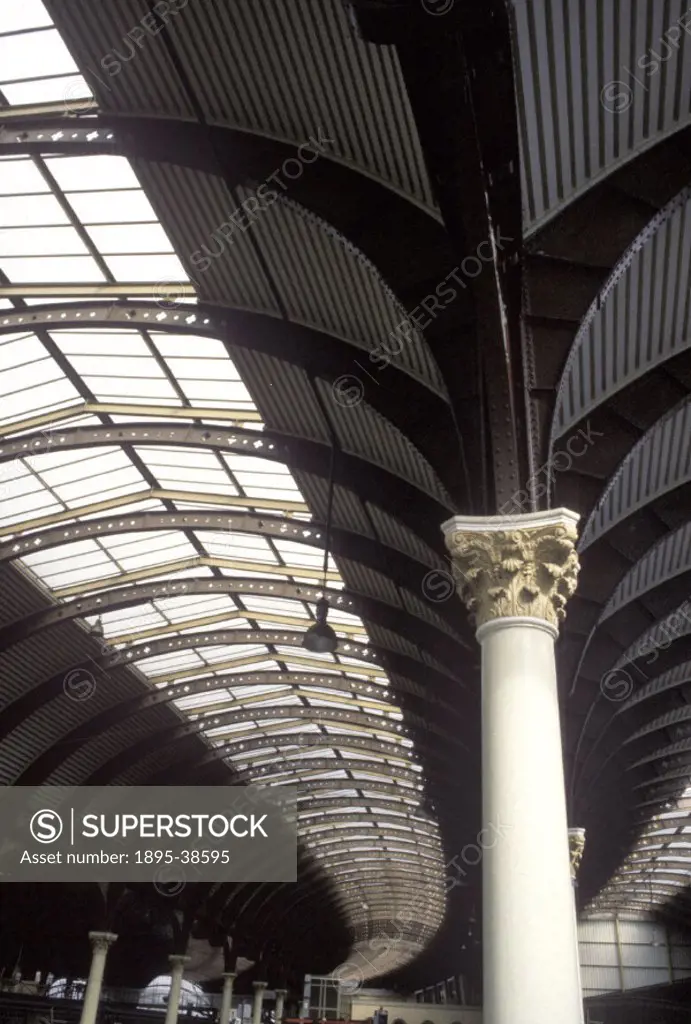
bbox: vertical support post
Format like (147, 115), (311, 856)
(164, 955), (191, 1024)
(444, 509), (583, 1024)
(614, 917), (625, 991)
(219, 972), (237, 1024)
(274, 989), (287, 1022)
(252, 981), (267, 1024)
(79, 932), (117, 1024)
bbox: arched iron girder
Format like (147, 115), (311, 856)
(300, 825), (441, 850)
(234, 886), (355, 964)
(633, 767), (691, 792)
(0, 626), (461, 753)
(550, 185), (691, 446)
(579, 397), (691, 553)
(626, 705), (691, 746)
(0, 510), (447, 637)
(604, 880), (691, 901)
(0, 112), (443, 238)
(0, 299), (452, 474)
(568, 530), (691, 701)
(86, 709), (463, 788)
(0, 575), (466, 656)
(0, 421), (454, 547)
(298, 795), (441, 820)
(569, 612), (691, 805)
(600, 524), (691, 625)
(79, 627), (457, 692)
(253, 860), (442, 921)
(629, 739), (691, 772)
(303, 850), (442, 874)
(634, 808), (691, 831)
(94, 625), (447, 676)
(234, 758), (422, 786)
(635, 786), (691, 811)
(17, 678), (446, 787)
(620, 860), (691, 874)
(139, 730), (464, 793)
(570, 662), (691, 800)
(0, 509), (448, 632)
(299, 815), (439, 840)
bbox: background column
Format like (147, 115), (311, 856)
(252, 981), (267, 1024)
(79, 931), (117, 1024)
(164, 954), (190, 1024)
(444, 509), (583, 1024)
(274, 989), (287, 1022)
(219, 972), (237, 1024)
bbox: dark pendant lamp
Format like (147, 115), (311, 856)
(303, 444), (338, 654)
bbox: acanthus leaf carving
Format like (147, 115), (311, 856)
(445, 522), (580, 630)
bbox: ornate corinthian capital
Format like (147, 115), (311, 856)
(442, 509), (580, 631)
(88, 931), (117, 952)
(568, 827), (586, 882)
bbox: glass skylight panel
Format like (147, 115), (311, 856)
(2, 75), (91, 106)
(0, 158), (50, 195)
(0, 0), (52, 33)
(0, 227), (88, 257)
(87, 224), (174, 255)
(44, 156), (141, 192)
(67, 190), (160, 225)
(0, 195), (69, 228)
(2, 256), (105, 283)
(0, 28), (78, 82)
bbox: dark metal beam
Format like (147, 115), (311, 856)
(15, 670), (463, 786)
(0, 509), (434, 596)
(0, 575), (467, 664)
(0, 421), (453, 549)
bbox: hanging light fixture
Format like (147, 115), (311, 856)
(90, 615), (104, 639)
(303, 444), (338, 655)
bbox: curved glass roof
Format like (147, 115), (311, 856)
(0, 2), (445, 974)
(587, 787), (691, 920)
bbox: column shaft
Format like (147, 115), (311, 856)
(79, 933), (117, 1024)
(480, 619), (582, 1024)
(219, 973), (236, 1024)
(164, 956), (190, 1024)
(443, 509), (583, 1024)
(252, 983), (266, 1024)
(275, 990), (287, 1022)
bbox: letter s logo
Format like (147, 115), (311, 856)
(30, 809), (63, 844)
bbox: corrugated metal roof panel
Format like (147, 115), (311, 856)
(366, 503), (445, 570)
(553, 190), (691, 440)
(601, 522), (691, 621)
(513, 0), (691, 232)
(336, 558), (401, 606)
(48, 0), (436, 212)
(318, 379), (456, 509)
(580, 398), (691, 550)
(229, 348), (330, 442)
(131, 161), (444, 395)
(48, 706), (179, 785)
(295, 472), (375, 538)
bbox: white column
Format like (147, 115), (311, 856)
(569, 829), (587, 1006)
(444, 509), (583, 1024)
(219, 972), (237, 1024)
(274, 989), (287, 1022)
(252, 981), (267, 1024)
(164, 955), (191, 1024)
(79, 931), (117, 1024)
